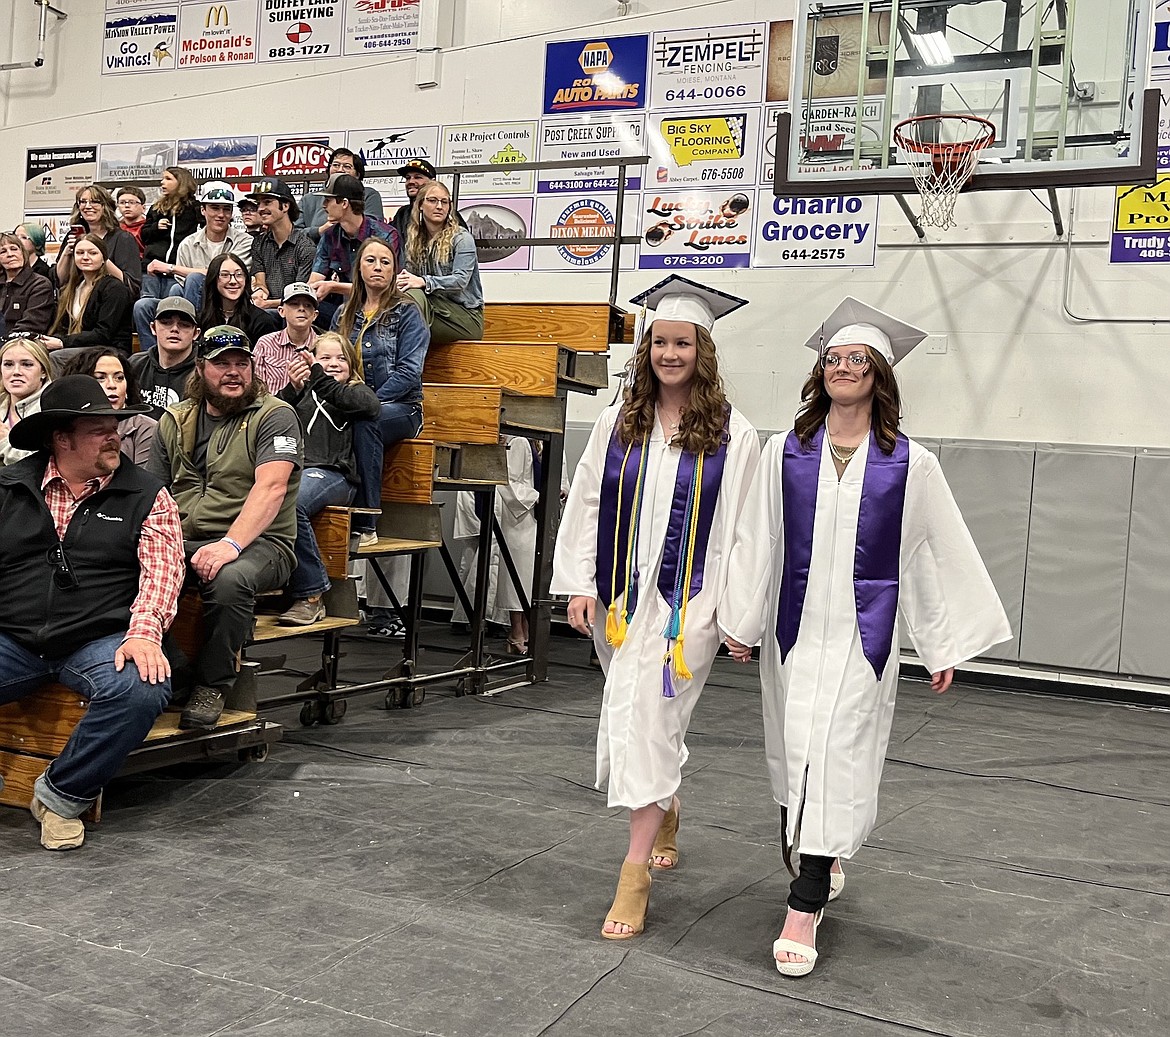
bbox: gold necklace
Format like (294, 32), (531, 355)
(826, 428), (859, 465)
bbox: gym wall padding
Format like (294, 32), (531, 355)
(1119, 450), (1170, 678)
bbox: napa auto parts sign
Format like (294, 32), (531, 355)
(543, 34), (649, 115)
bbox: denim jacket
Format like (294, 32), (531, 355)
(333, 299), (429, 405)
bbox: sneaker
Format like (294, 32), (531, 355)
(367, 615), (405, 640)
(30, 797), (85, 851)
(278, 598), (326, 626)
(357, 530), (379, 549)
(179, 685), (226, 730)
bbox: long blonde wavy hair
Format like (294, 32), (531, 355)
(618, 323), (728, 456)
(405, 181), (460, 270)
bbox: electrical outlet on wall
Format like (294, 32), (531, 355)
(925, 334), (948, 354)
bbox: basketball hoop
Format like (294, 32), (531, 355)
(894, 115), (996, 230)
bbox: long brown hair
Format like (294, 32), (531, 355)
(70, 184), (119, 236)
(336, 237), (412, 342)
(793, 346), (902, 453)
(618, 323), (728, 456)
(154, 166), (198, 215)
(52, 233), (110, 336)
(405, 181), (460, 270)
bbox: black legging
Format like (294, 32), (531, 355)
(788, 853), (834, 913)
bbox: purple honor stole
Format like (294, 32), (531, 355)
(595, 412), (732, 696)
(777, 427), (910, 679)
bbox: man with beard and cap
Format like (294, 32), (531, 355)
(0, 376), (185, 850)
(147, 325), (303, 730)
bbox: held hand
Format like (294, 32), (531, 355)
(725, 637), (753, 663)
(318, 221), (335, 236)
(314, 280), (335, 301)
(40, 336), (63, 351)
(115, 637), (171, 685)
(396, 272), (424, 291)
(566, 595), (595, 637)
(931, 667), (954, 694)
(286, 354), (312, 390)
(252, 285), (269, 302)
(147, 259), (169, 275)
(191, 540), (240, 583)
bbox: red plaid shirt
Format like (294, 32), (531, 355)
(41, 459), (185, 645)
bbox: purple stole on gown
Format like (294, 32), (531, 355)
(776, 426), (910, 679)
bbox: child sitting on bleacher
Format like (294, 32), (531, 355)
(276, 332), (379, 626)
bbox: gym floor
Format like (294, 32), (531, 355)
(1, 623), (1165, 1036)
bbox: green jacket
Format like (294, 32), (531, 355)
(156, 392), (300, 564)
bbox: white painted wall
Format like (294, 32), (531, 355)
(1, 0), (1165, 446)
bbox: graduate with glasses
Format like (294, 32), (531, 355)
(720, 298), (1011, 977)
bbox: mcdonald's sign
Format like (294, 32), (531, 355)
(205, 5), (229, 28)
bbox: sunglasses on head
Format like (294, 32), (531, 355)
(204, 330), (249, 351)
(201, 188), (235, 202)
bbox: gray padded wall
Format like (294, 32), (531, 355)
(938, 441), (1033, 662)
(1019, 445), (1135, 673)
(1119, 450), (1170, 679)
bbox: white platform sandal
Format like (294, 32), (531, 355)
(828, 862), (845, 902)
(772, 909), (823, 978)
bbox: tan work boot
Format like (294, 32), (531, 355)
(30, 797), (85, 851)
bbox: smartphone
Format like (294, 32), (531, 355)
(69, 224), (85, 240)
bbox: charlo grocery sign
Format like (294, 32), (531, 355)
(262, 140), (332, 177)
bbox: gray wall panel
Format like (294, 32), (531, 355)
(938, 441), (1034, 662)
(1119, 451), (1170, 678)
(1019, 445), (1135, 672)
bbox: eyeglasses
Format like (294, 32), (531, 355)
(217, 270), (245, 282)
(330, 161), (356, 172)
(821, 352), (870, 371)
(47, 544), (79, 590)
(423, 197), (450, 207)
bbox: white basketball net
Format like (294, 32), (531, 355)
(894, 116), (996, 230)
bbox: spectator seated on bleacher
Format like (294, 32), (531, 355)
(42, 233), (133, 373)
(388, 158), (467, 259)
(198, 252), (278, 346)
(116, 185), (148, 259)
(139, 168), (201, 306)
(0, 334), (53, 467)
(275, 331), (379, 626)
(253, 281), (319, 393)
(133, 181), (253, 352)
(0, 232), (55, 336)
(296, 147), (385, 244)
(63, 346), (158, 466)
(146, 325), (302, 730)
(331, 237), (428, 544)
(56, 184), (143, 299)
(397, 180), (484, 345)
(0, 375), (184, 850)
(130, 296), (200, 420)
(247, 177), (314, 328)
(14, 222), (56, 285)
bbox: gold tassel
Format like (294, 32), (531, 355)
(671, 637), (692, 680)
(605, 603), (623, 646)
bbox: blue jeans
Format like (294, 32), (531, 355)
(133, 278), (185, 351)
(290, 468), (355, 598)
(181, 272), (206, 312)
(0, 631), (169, 817)
(352, 402), (423, 532)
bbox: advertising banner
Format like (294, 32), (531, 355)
(1152, 2), (1170, 81)
(1110, 179), (1170, 262)
(24, 146), (98, 215)
(543, 34), (649, 115)
(258, 131), (347, 191)
(103, 8), (179, 74)
(258, 0), (343, 63)
(177, 0), (258, 68)
(463, 197), (534, 271)
(760, 101), (883, 182)
(638, 189), (753, 270)
(441, 122), (537, 196)
(348, 125), (440, 209)
(649, 23), (766, 110)
(178, 136), (260, 196)
(766, 16), (892, 103)
(99, 141), (178, 184)
(754, 193), (878, 268)
(342, 0), (419, 57)
(537, 114), (645, 194)
(22, 214), (74, 264)
(646, 107), (760, 189)
(531, 194), (639, 272)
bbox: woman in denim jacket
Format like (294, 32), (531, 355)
(332, 236), (429, 540)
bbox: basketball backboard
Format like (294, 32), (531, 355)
(774, 0), (1158, 195)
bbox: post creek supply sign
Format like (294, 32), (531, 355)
(537, 114), (645, 193)
(258, 0), (343, 62)
(647, 107), (760, 189)
(638, 189), (754, 270)
(649, 23), (766, 109)
(754, 194), (879, 268)
(543, 34), (649, 115)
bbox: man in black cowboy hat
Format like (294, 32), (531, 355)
(0, 376), (186, 850)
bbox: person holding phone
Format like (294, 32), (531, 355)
(41, 233), (133, 370)
(55, 185), (142, 298)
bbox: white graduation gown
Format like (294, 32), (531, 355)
(552, 404), (761, 810)
(453, 437), (539, 623)
(720, 432), (1011, 858)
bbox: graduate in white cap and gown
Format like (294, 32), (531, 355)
(552, 275), (761, 940)
(720, 298), (1011, 977)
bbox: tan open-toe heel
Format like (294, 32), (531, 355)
(601, 860), (652, 940)
(651, 801), (679, 870)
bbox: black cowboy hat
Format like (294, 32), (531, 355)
(9, 375), (150, 451)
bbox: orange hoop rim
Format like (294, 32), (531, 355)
(893, 114), (997, 157)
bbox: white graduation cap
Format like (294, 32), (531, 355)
(629, 275), (748, 334)
(803, 297), (928, 366)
